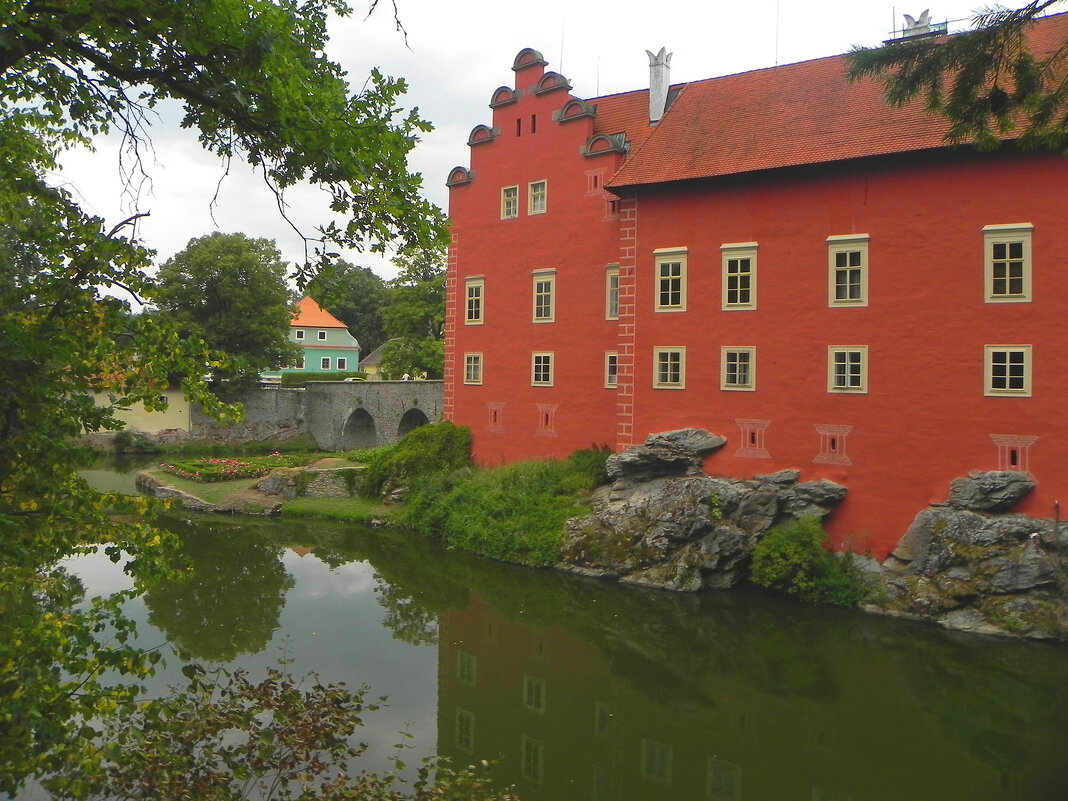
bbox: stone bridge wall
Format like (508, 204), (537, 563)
(188, 381), (443, 450)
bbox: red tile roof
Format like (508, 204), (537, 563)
(291, 296), (349, 329)
(607, 12), (1068, 189)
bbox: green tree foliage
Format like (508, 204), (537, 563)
(154, 232), (301, 381)
(0, 0), (446, 792)
(380, 245), (446, 379)
(749, 517), (869, 607)
(846, 1), (1068, 151)
(305, 259), (389, 353)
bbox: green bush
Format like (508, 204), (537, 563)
(280, 370), (367, 386)
(401, 448), (611, 566)
(749, 516), (869, 607)
(357, 421), (472, 498)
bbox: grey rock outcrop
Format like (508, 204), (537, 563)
(875, 471), (1068, 640)
(558, 430), (846, 592)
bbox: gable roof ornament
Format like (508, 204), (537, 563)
(533, 70), (572, 95)
(512, 48), (547, 72)
(556, 98), (597, 123)
(489, 86), (519, 108)
(447, 166), (474, 187)
(581, 132), (628, 157)
(467, 124), (499, 146)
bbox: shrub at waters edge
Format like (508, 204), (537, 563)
(354, 421), (473, 498)
(401, 447), (611, 567)
(748, 516), (871, 606)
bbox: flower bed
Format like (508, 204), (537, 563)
(158, 453), (305, 483)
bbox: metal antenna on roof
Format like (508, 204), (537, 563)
(774, 0), (781, 65)
(559, 18), (566, 74)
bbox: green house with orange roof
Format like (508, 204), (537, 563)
(262, 297), (361, 380)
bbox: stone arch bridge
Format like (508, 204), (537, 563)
(190, 381), (444, 451)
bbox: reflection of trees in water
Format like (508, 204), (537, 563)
(373, 577), (438, 646)
(143, 519), (293, 661)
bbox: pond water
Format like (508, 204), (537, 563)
(65, 462), (1068, 801)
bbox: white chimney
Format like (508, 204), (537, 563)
(647, 47), (672, 124)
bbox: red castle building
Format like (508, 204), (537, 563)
(443, 14), (1068, 558)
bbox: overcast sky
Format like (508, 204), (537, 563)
(56, 0), (1000, 282)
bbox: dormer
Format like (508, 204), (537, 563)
(556, 98), (597, 123)
(533, 71), (572, 96)
(489, 86), (519, 108)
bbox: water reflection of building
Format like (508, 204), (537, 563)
(437, 591), (1065, 801)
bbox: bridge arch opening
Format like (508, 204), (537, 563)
(398, 407), (430, 438)
(341, 407), (377, 450)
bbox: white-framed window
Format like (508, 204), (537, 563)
(463, 353), (483, 385)
(320, 357), (331, 370)
(455, 709), (475, 753)
(532, 270), (555, 322)
(317, 330), (327, 341)
(984, 224), (1032, 302)
(653, 347), (685, 389)
(827, 346), (868, 393)
(605, 265), (620, 320)
(706, 757), (743, 801)
(721, 347), (756, 391)
(456, 650), (476, 685)
(605, 351), (618, 388)
(531, 352), (554, 386)
(985, 345), (1032, 396)
(528, 180), (547, 215)
(294, 329), (305, 341)
(827, 234), (869, 307)
(640, 739), (673, 784)
(501, 185), (519, 219)
(523, 676), (546, 713)
(521, 736), (544, 783)
(721, 242), (757, 310)
(337, 357), (347, 371)
(654, 248), (686, 311)
(465, 277), (484, 324)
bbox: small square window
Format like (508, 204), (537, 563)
(654, 249), (687, 312)
(827, 234), (869, 307)
(501, 186), (519, 219)
(721, 243), (757, 310)
(320, 357), (331, 370)
(985, 345), (1032, 396)
(464, 353), (483, 385)
(605, 352), (618, 388)
(529, 180), (547, 215)
(531, 352), (554, 386)
(653, 347), (685, 389)
(317, 330), (327, 341)
(295, 329), (305, 341)
(532, 271), (555, 323)
(984, 224), (1032, 302)
(827, 347), (867, 393)
(337, 357), (347, 370)
(465, 277), (484, 324)
(721, 347), (756, 391)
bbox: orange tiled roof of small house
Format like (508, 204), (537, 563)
(291, 296), (349, 329)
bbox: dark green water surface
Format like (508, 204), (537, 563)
(69, 465), (1068, 801)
